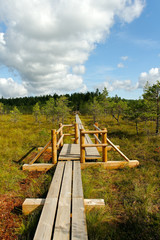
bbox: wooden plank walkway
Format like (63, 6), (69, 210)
(59, 144), (101, 160)
(34, 161), (88, 240)
(59, 114), (101, 161)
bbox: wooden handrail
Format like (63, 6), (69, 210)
(56, 124), (74, 135)
(93, 134), (101, 144)
(82, 143), (108, 147)
(93, 124), (101, 131)
(93, 124), (102, 135)
(56, 125), (63, 135)
(57, 134), (64, 148)
(107, 138), (130, 162)
(29, 140), (51, 165)
(94, 124), (130, 162)
(81, 130), (107, 134)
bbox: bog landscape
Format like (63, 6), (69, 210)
(0, 84), (159, 240)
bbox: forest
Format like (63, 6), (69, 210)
(0, 81), (160, 135)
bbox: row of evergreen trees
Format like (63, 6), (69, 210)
(0, 81), (159, 134)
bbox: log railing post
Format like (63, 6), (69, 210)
(51, 129), (57, 164)
(95, 122), (98, 145)
(102, 128), (107, 162)
(80, 129), (85, 163)
(59, 123), (63, 148)
(75, 123), (79, 144)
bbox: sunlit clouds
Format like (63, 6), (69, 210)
(0, 0), (145, 97)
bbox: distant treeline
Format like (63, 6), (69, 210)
(0, 81), (159, 135)
(0, 90), (128, 113)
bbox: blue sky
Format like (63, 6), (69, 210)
(0, 0), (160, 99)
(84, 0), (160, 98)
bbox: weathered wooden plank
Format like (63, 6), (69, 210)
(72, 161), (88, 240)
(34, 162), (65, 240)
(23, 163), (54, 172)
(59, 144), (101, 160)
(59, 144), (80, 160)
(84, 199), (105, 207)
(72, 198), (88, 240)
(81, 160), (139, 170)
(85, 147), (101, 159)
(23, 198), (45, 215)
(73, 161), (83, 198)
(22, 198), (105, 215)
(53, 161), (72, 240)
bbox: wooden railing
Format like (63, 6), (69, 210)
(80, 128), (107, 163)
(29, 123), (79, 165)
(80, 122), (130, 163)
(93, 123), (130, 162)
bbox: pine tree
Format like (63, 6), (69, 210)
(33, 102), (41, 122)
(55, 96), (70, 123)
(143, 81), (160, 134)
(123, 100), (145, 135)
(0, 102), (4, 115)
(10, 106), (21, 123)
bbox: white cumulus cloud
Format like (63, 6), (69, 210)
(72, 65), (86, 75)
(0, 0), (145, 96)
(138, 67), (160, 88)
(98, 78), (137, 92)
(0, 78), (28, 98)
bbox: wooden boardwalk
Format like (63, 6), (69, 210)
(59, 114), (101, 161)
(59, 143), (101, 160)
(34, 161), (88, 240)
(23, 114), (140, 239)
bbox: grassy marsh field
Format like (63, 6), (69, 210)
(0, 114), (159, 239)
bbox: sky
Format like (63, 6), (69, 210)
(0, 0), (160, 99)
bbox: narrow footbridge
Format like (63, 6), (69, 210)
(34, 161), (87, 240)
(22, 114), (139, 239)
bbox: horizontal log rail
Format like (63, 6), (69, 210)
(56, 124), (74, 135)
(81, 130), (107, 134)
(82, 143), (108, 147)
(29, 140), (51, 165)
